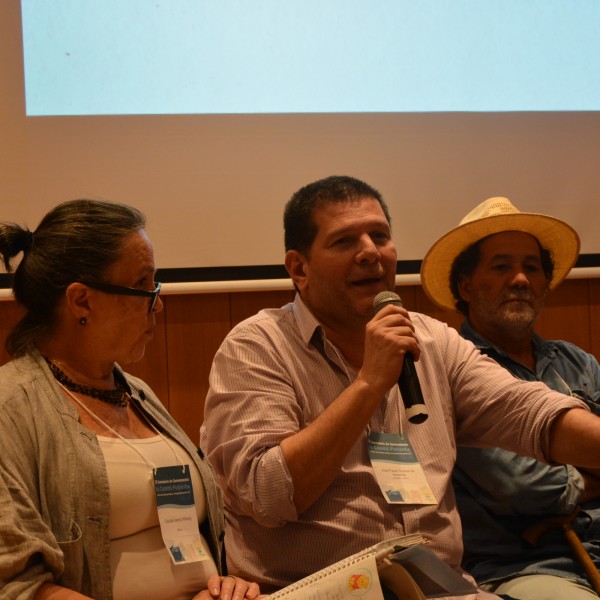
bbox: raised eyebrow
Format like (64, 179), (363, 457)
(135, 267), (158, 284)
(325, 226), (355, 242)
(523, 255), (543, 263)
(326, 219), (390, 240)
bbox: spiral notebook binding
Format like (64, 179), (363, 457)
(267, 534), (426, 598)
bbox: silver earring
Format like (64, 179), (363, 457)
(79, 317), (87, 325)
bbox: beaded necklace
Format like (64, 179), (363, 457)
(43, 356), (129, 407)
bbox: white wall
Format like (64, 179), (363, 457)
(2, 1), (600, 279)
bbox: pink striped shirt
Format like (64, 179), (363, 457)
(200, 294), (585, 593)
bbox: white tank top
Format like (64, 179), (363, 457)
(99, 435), (217, 600)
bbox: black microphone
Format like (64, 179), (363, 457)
(373, 291), (428, 424)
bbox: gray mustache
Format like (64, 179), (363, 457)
(501, 293), (534, 303)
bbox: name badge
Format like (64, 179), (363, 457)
(367, 432), (437, 505)
(153, 465), (211, 564)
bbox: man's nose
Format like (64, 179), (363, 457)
(356, 236), (380, 262)
(510, 270), (530, 287)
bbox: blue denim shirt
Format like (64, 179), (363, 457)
(454, 320), (600, 588)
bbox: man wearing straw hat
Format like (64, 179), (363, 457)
(421, 197), (600, 599)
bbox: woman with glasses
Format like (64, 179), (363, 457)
(0, 199), (263, 600)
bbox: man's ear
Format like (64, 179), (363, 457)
(285, 250), (308, 292)
(65, 282), (93, 323)
(457, 276), (471, 303)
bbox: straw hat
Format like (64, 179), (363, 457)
(420, 197), (580, 311)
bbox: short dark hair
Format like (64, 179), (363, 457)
(0, 199), (146, 356)
(283, 175), (391, 256)
(449, 234), (555, 316)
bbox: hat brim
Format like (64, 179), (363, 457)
(420, 212), (580, 311)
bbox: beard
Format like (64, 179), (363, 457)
(471, 289), (540, 333)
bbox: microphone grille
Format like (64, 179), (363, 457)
(373, 291), (403, 312)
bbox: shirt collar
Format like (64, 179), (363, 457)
(460, 318), (558, 360)
(291, 293), (356, 379)
(291, 293), (325, 347)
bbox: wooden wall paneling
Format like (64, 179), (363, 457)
(0, 300), (25, 366)
(3, 277), (600, 440)
(536, 279), (592, 353)
(165, 293), (231, 444)
(121, 305), (170, 408)
(412, 285), (464, 332)
(589, 279), (600, 360)
(393, 285), (417, 315)
(230, 290), (295, 328)
(414, 278), (595, 355)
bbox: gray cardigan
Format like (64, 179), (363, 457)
(0, 351), (224, 600)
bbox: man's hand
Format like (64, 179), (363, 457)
(359, 303), (420, 397)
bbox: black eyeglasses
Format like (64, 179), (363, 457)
(80, 281), (162, 313)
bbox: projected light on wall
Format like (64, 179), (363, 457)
(21, 0), (600, 117)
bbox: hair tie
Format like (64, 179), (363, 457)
(22, 229), (34, 253)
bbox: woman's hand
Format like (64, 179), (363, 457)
(194, 574), (266, 600)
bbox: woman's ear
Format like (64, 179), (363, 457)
(65, 282), (92, 323)
(285, 250), (308, 293)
